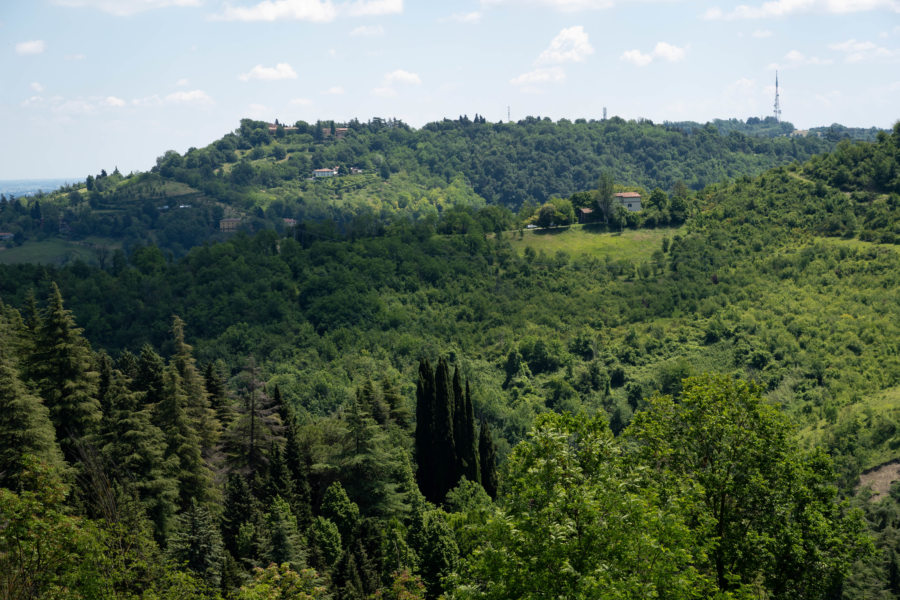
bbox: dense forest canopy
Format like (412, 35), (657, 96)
(1, 119), (899, 599)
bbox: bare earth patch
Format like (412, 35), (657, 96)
(857, 461), (900, 501)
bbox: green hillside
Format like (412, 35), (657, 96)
(1, 121), (899, 599)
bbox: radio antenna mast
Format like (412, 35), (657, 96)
(773, 71), (782, 122)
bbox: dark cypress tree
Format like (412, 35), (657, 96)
(433, 358), (456, 501)
(414, 359), (437, 503)
(283, 414), (313, 530)
(461, 380), (480, 484)
(478, 420), (498, 500)
(263, 443), (295, 506)
(28, 282), (100, 464)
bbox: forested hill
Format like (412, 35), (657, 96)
(1, 123), (899, 599)
(0, 116), (838, 259)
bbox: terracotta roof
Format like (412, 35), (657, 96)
(615, 192), (642, 198)
(577, 207), (594, 213)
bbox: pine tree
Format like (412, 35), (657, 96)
(221, 472), (257, 558)
(221, 357), (283, 478)
(28, 282), (100, 464)
(381, 376), (410, 428)
(283, 417), (313, 530)
(263, 443), (295, 506)
(167, 499), (224, 588)
(260, 496), (306, 571)
(99, 360), (178, 543)
(134, 344), (165, 408)
(170, 316), (220, 459)
(478, 420), (498, 500)
(0, 341), (64, 489)
(156, 364), (215, 510)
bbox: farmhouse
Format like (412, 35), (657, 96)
(313, 167), (339, 178)
(615, 192), (642, 212)
(0, 232), (14, 241)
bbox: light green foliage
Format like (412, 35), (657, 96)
(320, 481), (359, 541)
(261, 496), (306, 571)
(452, 412), (710, 600)
(626, 374), (870, 598)
(237, 563), (330, 600)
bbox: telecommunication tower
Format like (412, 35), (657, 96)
(773, 71), (782, 122)
(603, 107), (607, 120)
(507, 105), (511, 123)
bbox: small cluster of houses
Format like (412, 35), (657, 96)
(576, 192), (642, 224)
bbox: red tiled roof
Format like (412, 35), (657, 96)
(615, 192), (641, 198)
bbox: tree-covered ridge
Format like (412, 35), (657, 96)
(0, 288), (871, 598)
(0, 115), (838, 260)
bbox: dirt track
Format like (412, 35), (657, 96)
(857, 461), (900, 501)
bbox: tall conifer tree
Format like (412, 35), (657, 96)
(478, 420), (498, 500)
(0, 341), (64, 489)
(171, 316), (220, 459)
(414, 359), (437, 503)
(433, 358), (456, 501)
(28, 283), (100, 464)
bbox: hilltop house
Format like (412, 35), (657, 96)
(615, 192), (642, 212)
(313, 167), (339, 178)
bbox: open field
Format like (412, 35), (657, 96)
(507, 225), (684, 262)
(0, 237), (119, 266)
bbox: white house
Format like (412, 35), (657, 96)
(615, 192), (642, 212)
(313, 167), (338, 178)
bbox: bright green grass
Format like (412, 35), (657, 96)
(507, 225), (684, 262)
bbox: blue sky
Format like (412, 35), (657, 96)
(1, 0), (899, 179)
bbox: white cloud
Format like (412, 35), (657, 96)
(829, 38), (897, 62)
(216, 0), (402, 21)
(165, 89), (213, 104)
(449, 10), (482, 22)
(132, 89), (213, 106)
(768, 49), (833, 68)
(325, 86), (345, 94)
(239, 62), (298, 81)
(510, 66), (566, 85)
(384, 69), (421, 85)
(536, 25), (594, 64)
(752, 28), (774, 37)
(482, 0), (614, 10)
(621, 49), (653, 66)
(30, 82), (44, 92)
(54, 0), (201, 16)
(372, 69), (421, 96)
(15, 40), (45, 55)
(350, 24), (384, 35)
(291, 97), (313, 105)
(218, 0), (337, 22)
(704, 0), (900, 20)
(344, 0), (402, 16)
(101, 96), (126, 107)
(621, 41), (686, 66)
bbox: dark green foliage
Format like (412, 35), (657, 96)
(222, 472), (256, 557)
(0, 336), (64, 488)
(222, 358), (282, 477)
(478, 420), (498, 500)
(27, 283), (101, 463)
(167, 498), (225, 588)
(99, 359), (178, 542)
(320, 481), (359, 542)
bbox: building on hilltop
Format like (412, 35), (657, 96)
(220, 218), (241, 232)
(313, 167), (339, 178)
(614, 192), (642, 212)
